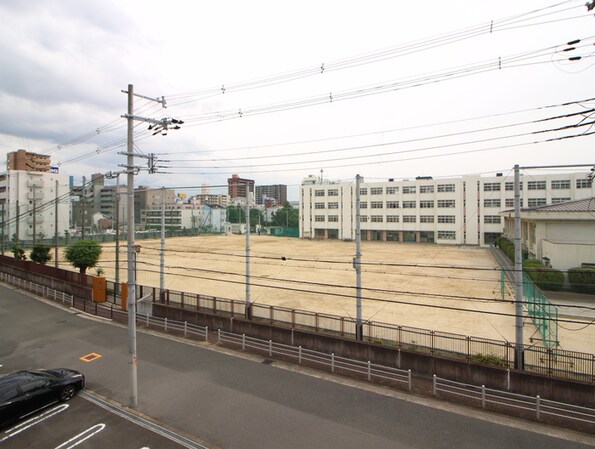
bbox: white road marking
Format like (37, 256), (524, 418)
(54, 423), (106, 449)
(0, 404), (69, 442)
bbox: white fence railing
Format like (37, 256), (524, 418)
(0, 273), (73, 307)
(432, 375), (595, 426)
(217, 329), (412, 390)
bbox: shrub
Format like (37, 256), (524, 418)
(523, 260), (564, 291)
(470, 353), (508, 367)
(568, 266), (595, 294)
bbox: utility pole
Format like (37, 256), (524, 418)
(81, 176), (86, 240)
(125, 84), (138, 408)
(120, 84), (181, 408)
(54, 180), (59, 268)
(1, 203), (4, 256)
(160, 186), (165, 293)
(354, 174), (363, 340)
(115, 174), (120, 293)
(513, 165), (524, 369)
(32, 184), (37, 244)
(245, 190), (251, 319)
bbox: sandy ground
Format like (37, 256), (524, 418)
(70, 234), (593, 354)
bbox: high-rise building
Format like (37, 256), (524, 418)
(228, 174), (255, 199)
(255, 184), (287, 205)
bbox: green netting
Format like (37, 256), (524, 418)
(523, 272), (559, 348)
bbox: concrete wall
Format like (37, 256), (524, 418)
(542, 240), (595, 271)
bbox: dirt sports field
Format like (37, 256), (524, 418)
(92, 234), (594, 354)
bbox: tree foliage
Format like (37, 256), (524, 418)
(64, 240), (102, 274)
(272, 202), (299, 228)
(11, 245), (26, 261)
(30, 244), (51, 265)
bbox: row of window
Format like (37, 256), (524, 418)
(313, 178), (591, 197)
(313, 184), (457, 196)
(485, 179), (591, 191)
(314, 215), (501, 224)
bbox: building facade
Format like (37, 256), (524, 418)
(300, 172), (595, 246)
(7, 149), (51, 172)
(143, 204), (227, 232)
(0, 170), (70, 242)
(255, 184), (287, 205)
(228, 174), (255, 200)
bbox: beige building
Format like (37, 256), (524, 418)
(501, 197), (595, 271)
(7, 149), (51, 172)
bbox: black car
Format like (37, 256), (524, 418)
(0, 369), (85, 429)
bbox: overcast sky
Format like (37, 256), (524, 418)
(1, 0), (594, 200)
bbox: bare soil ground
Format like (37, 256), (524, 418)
(87, 234), (593, 354)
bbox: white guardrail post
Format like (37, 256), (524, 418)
(184, 321), (187, 337)
(217, 329), (221, 344)
(164, 317), (168, 332)
(331, 353), (335, 372)
(536, 395), (541, 420)
(242, 334), (246, 350)
(367, 361), (371, 381)
(481, 385), (486, 408)
(298, 346), (302, 364)
(408, 369), (412, 391)
(269, 340), (272, 357)
(432, 375), (437, 396)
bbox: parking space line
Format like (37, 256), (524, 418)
(79, 353), (102, 363)
(0, 404), (69, 442)
(54, 423), (106, 449)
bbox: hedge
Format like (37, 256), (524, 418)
(568, 266), (595, 294)
(523, 259), (564, 291)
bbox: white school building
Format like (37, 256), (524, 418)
(299, 171), (594, 246)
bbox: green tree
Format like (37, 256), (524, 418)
(30, 244), (51, 265)
(272, 203), (298, 227)
(11, 245), (26, 261)
(64, 240), (102, 274)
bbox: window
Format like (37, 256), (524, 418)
(314, 215), (325, 222)
(360, 202), (368, 209)
(484, 215), (501, 224)
(420, 185), (434, 194)
(370, 187), (383, 195)
(328, 189), (339, 196)
(360, 216), (368, 222)
(483, 199), (501, 207)
(437, 199), (455, 208)
(359, 188), (368, 195)
(420, 200), (434, 208)
(402, 186), (416, 194)
(437, 215), (455, 223)
(551, 197), (571, 204)
(314, 190), (325, 197)
(420, 215), (434, 223)
(437, 184), (455, 192)
(437, 231), (456, 240)
(314, 202), (325, 209)
(505, 181), (523, 191)
(528, 180), (546, 190)
(386, 201), (399, 209)
(528, 198), (546, 207)
(577, 178), (592, 189)
(483, 182), (501, 191)
(551, 180), (570, 190)
(505, 198), (523, 208)
(387, 215), (399, 223)
(328, 202), (339, 209)
(371, 201), (383, 209)
(328, 215), (339, 222)
(403, 201), (416, 208)
(403, 215), (416, 223)
(386, 186), (398, 194)
(371, 215), (383, 222)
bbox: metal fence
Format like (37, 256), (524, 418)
(524, 273), (559, 349)
(217, 330), (412, 390)
(433, 375), (595, 430)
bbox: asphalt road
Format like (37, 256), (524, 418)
(0, 283), (593, 449)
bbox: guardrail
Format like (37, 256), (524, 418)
(0, 273), (74, 307)
(217, 329), (412, 390)
(433, 375), (595, 429)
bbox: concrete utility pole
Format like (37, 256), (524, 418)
(1, 203), (4, 255)
(32, 184), (37, 244)
(115, 174), (120, 293)
(245, 189), (251, 319)
(81, 176), (86, 240)
(513, 165), (523, 369)
(354, 174), (363, 340)
(125, 84), (138, 408)
(160, 186), (166, 293)
(54, 180), (59, 268)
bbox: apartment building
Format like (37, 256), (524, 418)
(7, 149), (51, 172)
(143, 204), (227, 232)
(300, 172), (594, 246)
(228, 174), (254, 200)
(0, 170), (70, 242)
(255, 184), (287, 205)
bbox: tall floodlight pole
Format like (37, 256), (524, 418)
(354, 174), (363, 340)
(160, 186), (166, 293)
(245, 187), (251, 319)
(513, 165), (524, 369)
(125, 84), (138, 408)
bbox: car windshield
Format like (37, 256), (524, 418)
(21, 370), (57, 378)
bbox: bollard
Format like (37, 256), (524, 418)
(242, 334), (246, 350)
(298, 346), (302, 364)
(164, 317), (168, 332)
(184, 321), (188, 337)
(536, 395), (541, 420)
(217, 328), (221, 344)
(481, 385), (486, 408)
(408, 369), (412, 391)
(367, 361), (371, 381)
(331, 353), (335, 372)
(269, 340), (272, 357)
(432, 374), (437, 396)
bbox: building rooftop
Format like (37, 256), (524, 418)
(525, 196), (595, 213)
